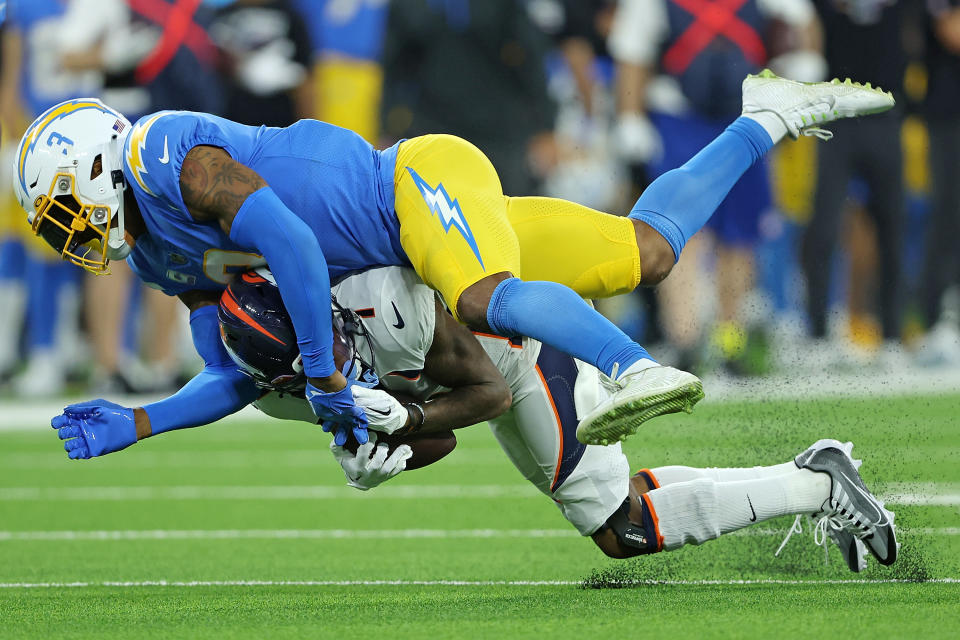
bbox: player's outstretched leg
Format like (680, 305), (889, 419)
(397, 134), (702, 437)
(624, 69), (896, 287)
(575, 72), (894, 446)
(639, 439), (871, 573)
(594, 440), (896, 569)
(480, 276), (704, 444)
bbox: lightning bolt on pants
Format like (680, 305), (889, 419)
(394, 134), (646, 311)
(393, 134), (653, 377)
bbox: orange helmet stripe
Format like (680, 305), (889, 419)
(221, 289), (286, 346)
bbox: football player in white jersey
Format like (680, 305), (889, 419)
(219, 266), (897, 570)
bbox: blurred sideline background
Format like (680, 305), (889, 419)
(0, 0), (958, 411)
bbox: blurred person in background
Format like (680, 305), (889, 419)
(209, 0), (313, 126)
(533, 0), (627, 212)
(57, 0), (156, 393)
(52, 0), (224, 393)
(800, 0), (908, 369)
(292, 0), (390, 142)
(916, 0), (960, 367)
(608, 0), (823, 375)
(0, 0), (101, 396)
(381, 0), (558, 195)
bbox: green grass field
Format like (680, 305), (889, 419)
(1, 393), (958, 638)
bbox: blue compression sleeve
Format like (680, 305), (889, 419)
(629, 116), (773, 261)
(487, 278), (653, 377)
(142, 306), (259, 434)
(229, 187), (334, 377)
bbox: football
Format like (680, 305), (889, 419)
(343, 430), (457, 470)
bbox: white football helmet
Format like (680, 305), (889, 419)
(13, 98), (132, 274)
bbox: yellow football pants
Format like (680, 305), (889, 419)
(394, 134), (642, 320)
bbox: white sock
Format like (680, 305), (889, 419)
(714, 470), (829, 533)
(615, 358), (658, 379)
(742, 111), (788, 145)
(645, 470), (830, 551)
(649, 462), (798, 486)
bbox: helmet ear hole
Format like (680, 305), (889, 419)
(90, 154), (103, 180)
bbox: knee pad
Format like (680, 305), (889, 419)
(599, 496), (662, 555)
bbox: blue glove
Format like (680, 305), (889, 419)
(50, 399), (138, 460)
(341, 356), (379, 389)
(305, 382), (369, 447)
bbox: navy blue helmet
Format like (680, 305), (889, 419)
(218, 268), (375, 393)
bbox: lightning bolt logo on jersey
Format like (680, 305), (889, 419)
(125, 112), (168, 197)
(405, 167), (485, 269)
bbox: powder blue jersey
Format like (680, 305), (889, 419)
(122, 110), (406, 296)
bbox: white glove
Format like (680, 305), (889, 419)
(350, 385), (409, 435)
(330, 432), (413, 491)
(614, 112), (663, 164)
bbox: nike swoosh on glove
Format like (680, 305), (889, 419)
(50, 399), (138, 459)
(306, 382), (369, 446)
(350, 386), (408, 435)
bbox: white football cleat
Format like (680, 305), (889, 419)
(795, 439), (898, 566)
(575, 365), (703, 445)
(742, 68), (895, 140)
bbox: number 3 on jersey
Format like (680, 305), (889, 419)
(203, 249), (266, 284)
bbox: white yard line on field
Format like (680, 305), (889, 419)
(0, 526), (958, 542)
(0, 484), (957, 506)
(0, 578), (957, 589)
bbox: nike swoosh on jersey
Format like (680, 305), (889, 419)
(158, 136), (169, 164)
(391, 301), (405, 329)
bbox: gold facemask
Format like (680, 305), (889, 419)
(30, 172), (113, 275)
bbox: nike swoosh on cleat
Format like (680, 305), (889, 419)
(158, 136), (169, 164)
(839, 471), (884, 521)
(747, 495), (757, 522)
(391, 301), (405, 329)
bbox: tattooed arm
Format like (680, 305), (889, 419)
(178, 145), (345, 393)
(179, 145), (266, 232)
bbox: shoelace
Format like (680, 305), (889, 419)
(774, 514), (805, 558)
(773, 514), (837, 566)
(802, 127), (834, 140)
(598, 363), (623, 396)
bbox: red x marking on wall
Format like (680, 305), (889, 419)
(129, 0), (216, 85)
(662, 0), (767, 76)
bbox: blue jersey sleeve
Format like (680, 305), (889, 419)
(142, 306), (260, 433)
(122, 110), (254, 213)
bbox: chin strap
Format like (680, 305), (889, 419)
(106, 233), (131, 260)
(105, 132), (130, 260)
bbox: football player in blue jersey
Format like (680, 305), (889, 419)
(14, 72), (894, 448)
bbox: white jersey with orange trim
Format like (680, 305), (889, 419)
(255, 266), (629, 535)
(332, 266), (542, 400)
